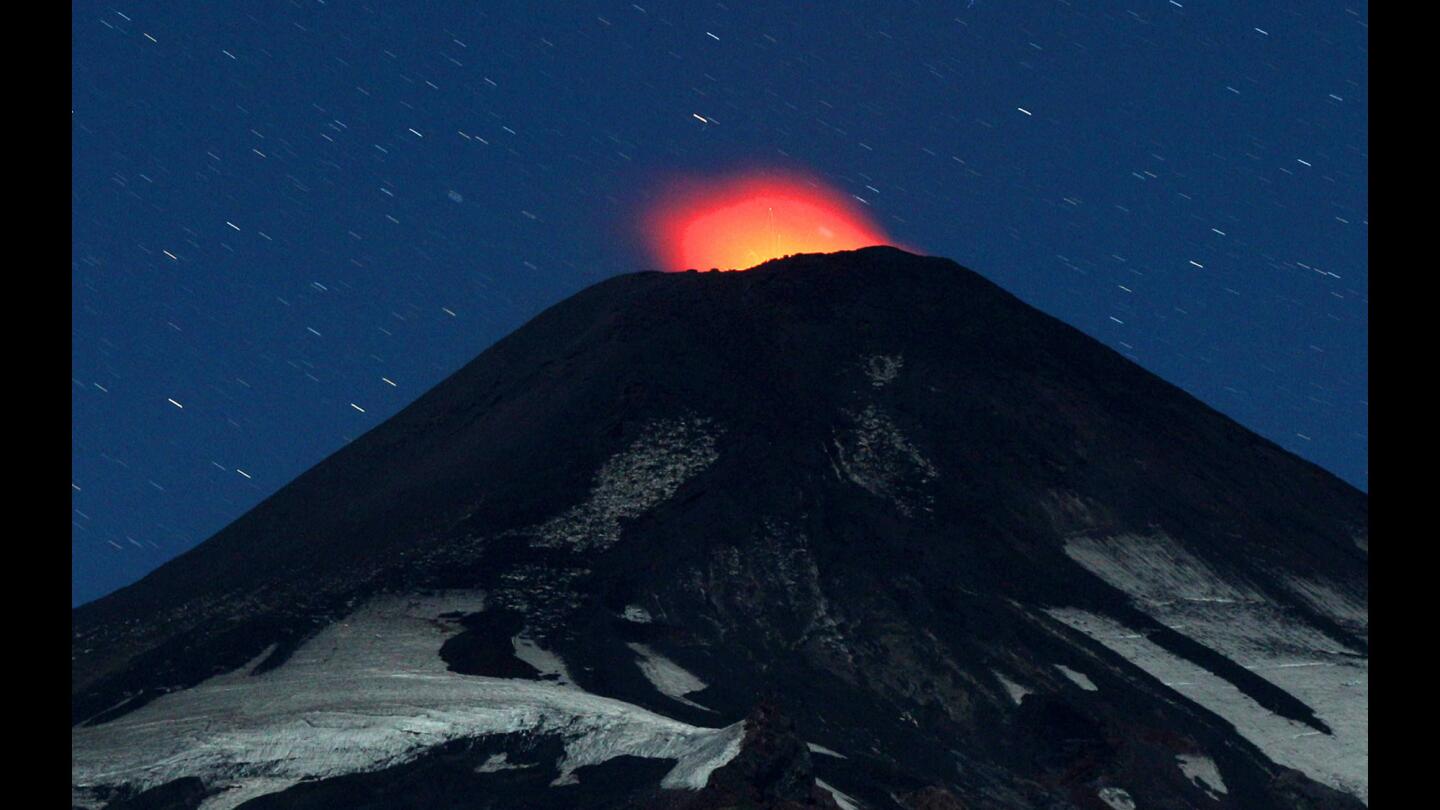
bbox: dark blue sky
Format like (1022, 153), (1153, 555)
(72, 1), (1368, 607)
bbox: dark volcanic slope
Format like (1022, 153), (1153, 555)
(73, 247), (1367, 810)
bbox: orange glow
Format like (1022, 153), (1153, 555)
(644, 171), (894, 271)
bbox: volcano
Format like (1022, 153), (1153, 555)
(71, 247), (1368, 810)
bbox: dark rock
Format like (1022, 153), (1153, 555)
(100, 777), (209, 810)
(898, 786), (970, 810)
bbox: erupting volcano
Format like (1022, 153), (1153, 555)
(72, 249), (1368, 810)
(644, 171), (894, 271)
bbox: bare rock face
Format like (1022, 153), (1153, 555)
(92, 778), (211, 810)
(72, 248), (1367, 809)
(897, 787), (970, 810)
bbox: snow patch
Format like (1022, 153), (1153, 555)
(622, 604), (653, 623)
(807, 742), (847, 759)
(1049, 608), (1367, 803)
(661, 719), (746, 788)
(532, 417), (719, 551)
(512, 633), (574, 685)
(476, 753), (532, 773)
(1098, 786), (1136, 810)
(992, 671), (1031, 705)
(1177, 753), (1228, 799)
(1064, 533), (1259, 606)
(1281, 575), (1368, 641)
(628, 643), (715, 712)
(817, 778), (862, 810)
(72, 593), (746, 805)
(551, 714), (744, 788)
(1063, 533), (1367, 802)
(1054, 664), (1099, 691)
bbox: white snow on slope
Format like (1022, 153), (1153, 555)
(992, 671), (1031, 705)
(513, 633), (574, 685)
(807, 742), (847, 758)
(72, 593), (745, 809)
(532, 417), (719, 552)
(1281, 575), (1368, 642)
(1177, 753), (1229, 799)
(623, 604), (654, 623)
(1062, 533), (1367, 803)
(1054, 664), (1099, 691)
(628, 643), (715, 712)
(1098, 786), (1136, 810)
(1064, 533), (1256, 606)
(1049, 608), (1367, 803)
(476, 753), (532, 773)
(817, 778), (862, 810)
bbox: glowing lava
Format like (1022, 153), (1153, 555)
(644, 171), (893, 271)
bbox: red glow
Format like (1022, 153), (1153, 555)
(644, 171), (894, 271)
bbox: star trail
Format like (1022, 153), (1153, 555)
(72, 1), (1367, 605)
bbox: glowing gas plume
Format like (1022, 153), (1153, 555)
(644, 171), (893, 271)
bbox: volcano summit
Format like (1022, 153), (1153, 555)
(72, 247), (1367, 810)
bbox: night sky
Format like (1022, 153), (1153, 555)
(72, 1), (1368, 607)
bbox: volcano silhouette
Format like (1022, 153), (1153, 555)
(72, 247), (1368, 810)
